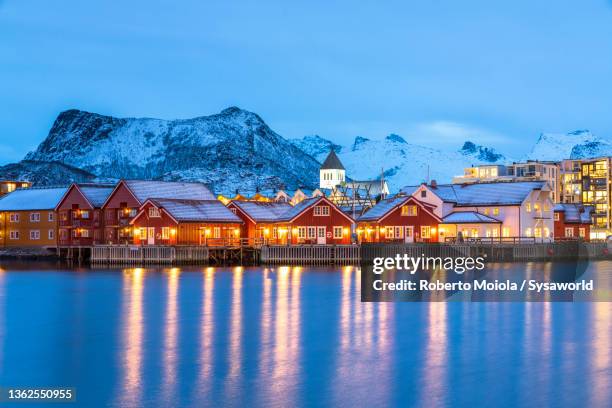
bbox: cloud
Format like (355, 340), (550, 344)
(409, 121), (508, 147)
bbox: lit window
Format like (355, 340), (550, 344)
(81, 229), (90, 238)
(502, 227), (510, 237)
(554, 213), (560, 221)
(401, 205), (417, 216)
(307, 227), (316, 238)
(492, 208), (499, 216)
(298, 227), (306, 238)
(534, 228), (542, 238)
(386, 227), (394, 238)
(564, 227), (574, 237)
(162, 227), (170, 239)
(139, 228), (146, 240)
(483, 208), (489, 215)
(578, 228), (586, 238)
(526, 203), (532, 212)
(421, 226), (431, 239)
(544, 228), (550, 238)
(81, 210), (90, 219)
(394, 226), (403, 238)
(525, 228), (532, 237)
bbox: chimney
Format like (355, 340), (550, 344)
(431, 179), (437, 188)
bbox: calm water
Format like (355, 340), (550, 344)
(0, 261), (610, 407)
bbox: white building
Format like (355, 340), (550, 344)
(319, 150), (345, 189)
(406, 181), (554, 241)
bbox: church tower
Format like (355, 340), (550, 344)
(319, 149), (346, 189)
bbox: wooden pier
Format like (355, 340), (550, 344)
(261, 244), (361, 265)
(88, 245), (209, 265)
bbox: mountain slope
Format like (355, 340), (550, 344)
(526, 130), (612, 161)
(292, 134), (507, 191)
(0, 160), (97, 186)
(18, 107), (321, 193)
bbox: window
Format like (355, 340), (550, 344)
(213, 227), (221, 238)
(564, 227), (574, 238)
(502, 227), (510, 237)
(421, 190), (427, 198)
(30, 213), (40, 222)
(81, 229), (90, 238)
(534, 228), (542, 238)
(579, 228), (586, 238)
(30, 230), (40, 240)
(314, 205), (330, 216)
(139, 228), (146, 240)
(48, 212), (54, 222)
(297, 227), (306, 238)
(492, 208), (499, 216)
(421, 226), (431, 239)
(483, 208), (489, 215)
(162, 227), (170, 239)
(333, 226), (343, 239)
(534, 203), (541, 212)
(491, 228), (499, 238)
(9, 213), (19, 222)
(386, 226), (394, 238)
(526, 203), (532, 212)
(81, 210), (90, 219)
(544, 203), (550, 212)
(525, 228), (532, 237)
(471, 229), (479, 238)
(307, 226), (316, 238)
(272, 227), (278, 239)
(148, 207), (161, 218)
(48, 229), (54, 240)
(230, 207), (237, 214)
(401, 205), (417, 216)
(394, 226), (403, 239)
(544, 228), (550, 238)
(554, 213), (560, 221)
(9, 230), (19, 240)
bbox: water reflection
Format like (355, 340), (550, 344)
(118, 268), (144, 407)
(224, 267), (243, 403)
(161, 268), (180, 404)
(591, 301), (611, 407)
(194, 267), (215, 401)
(0, 267), (5, 377)
(418, 301), (448, 406)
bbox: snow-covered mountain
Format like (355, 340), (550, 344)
(526, 130), (612, 161)
(7, 107), (321, 194)
(292, 133), (507, 191)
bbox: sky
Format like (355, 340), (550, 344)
(1, 0), (612, 164)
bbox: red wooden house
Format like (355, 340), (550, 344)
(55, 183), (115, 246)
(130, 198), (243, 246)
(226, 201), (293, 243)
(553, 204), (593, 241)
(228, 196), (354, 244)
(357, 195), (442, 243)
(101, 180), (216, 244)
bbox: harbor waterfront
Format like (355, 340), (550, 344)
(0, 261), (610, 407)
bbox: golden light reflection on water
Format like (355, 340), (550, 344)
(224, 267), (243, 402)
(0, 268), (5, 377)
(195, 267), (215, 400)
(161, 267), (180, 403)
(118, 267), (144, 407)
(591, 298), (611, 406)
(418, 300), (448, 405)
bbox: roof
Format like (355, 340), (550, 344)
(0, 187), (68, 211)
(358, 195), (411, 221)
(554, 204), (593, 224)
(148, 199), (243, 223)
(124, 180), (215, 203)
(276, 197), (322, 221)
(441, 211), (502, 224)
(414, 181), (547, 206)
(78, 184), (115, 207)
(231, 201), (293, 222)
(320, 150), (345, 170)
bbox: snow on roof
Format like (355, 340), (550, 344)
(78, 184), (115, 207)
(358, 195), (410, 221)
(412, 181), (547, 206)
(0, 187), (68, 211)
(320, 150), (345, 170)
(150, 198), (242, 223)
(276, 197), (322, 221)
(554, 203), (593, 224)
(441, 211), (502, 224)
(124, 180), (215, 203)
(231, 201), (293, 222)
(400, 185), (419, 196)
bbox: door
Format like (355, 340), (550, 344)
(147, 227), (155, 245)
(317, 226), (326, 244)
(405, 226), (414, 243)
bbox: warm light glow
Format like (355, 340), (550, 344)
(431, 227), (437, 234)
(291, 228), (298, 235)
(263, 228), (270, 236)
(278, 228), (288, 235)
(343, 227), (349, 235)
(171, 228), (177, 236)
(233, 228), (240, 237)
(205, 228), (211, 236)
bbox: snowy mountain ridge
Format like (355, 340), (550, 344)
(525, 130), (612, 161)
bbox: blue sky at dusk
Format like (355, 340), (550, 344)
(1, 0), (612, 164)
